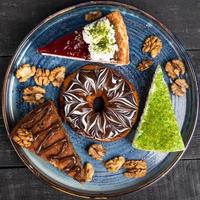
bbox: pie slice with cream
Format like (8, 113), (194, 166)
(38, 11), (129, 65)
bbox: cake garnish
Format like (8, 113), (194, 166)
(85, 11), (102, 22)
(23, 86), (46, 104)
(12, 128), (34, 148)
(133, 65), (185, 152)
(138, 60), (153, 71)
(88, 144), (106, 161)
(165, 59), (185, 79)
(61, 65), (139, 141)
(142, 36), (163, 58)
(123, 160), (147, 178)
(84, 163), (94, 182)
(82, 17), (118, 62)
(105, 156), (125, 173)
(16, 64), (36, 82)
(11, 101), (85, 182)
(171, 78), (189, 96)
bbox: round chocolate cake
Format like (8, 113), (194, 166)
(60, 65), (139, 141)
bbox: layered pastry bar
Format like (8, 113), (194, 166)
(11, 101), (84, 182)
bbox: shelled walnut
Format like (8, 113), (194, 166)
(16, 64), (36, 82)
(123, 160), (147, 178)
(34, 68), (50, 86)
(88, 144), (106, 160)
(142, 36), (162, 58)
(105, 156), (125, 173)
(49, 66), (66, 87)
(84, 162), (94, 182)
(23, 86), (46, 104)
(12, 128), (34, 148)
(171, 78), (189, 96)
(138, 60), (153, 71)
(165, 59), (185, 79)
(85, 11), (102, 21)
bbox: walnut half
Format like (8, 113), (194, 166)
(105, 156), (125, 173)
(16, 64), (36, 82)
(165, 59), (185, 79)
(138, 60), (153, 71)
(85, 11), (102, 21)
(12, 128), (34, 148)
(88, 144), (106, 161)
(142, 36), (163, 58)
(49, 66), (66, 87)
(84, 162), (94, 182)
(123, 160), (147, 178)
(34, 68), (50, 86)
(171, 78), (189, 96)
(23, 86), (46, 104)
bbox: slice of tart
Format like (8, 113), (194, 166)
(133, 66), (185, 152)
(38, 11), (129, 65)
(11, 100), (85, 182)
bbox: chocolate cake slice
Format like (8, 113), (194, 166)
(11, 100), (84, 182)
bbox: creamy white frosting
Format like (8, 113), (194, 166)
(82, 17), (118, 62)
(63, 67), (138, 140)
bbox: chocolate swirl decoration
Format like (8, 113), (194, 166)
(62, 66), (139, 141)
(16, 102), (84, 181)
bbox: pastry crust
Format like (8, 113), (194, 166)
(106, 11), (130, 65)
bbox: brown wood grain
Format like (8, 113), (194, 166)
(0, 0), (200, 56)
(0, 160), (200, 200)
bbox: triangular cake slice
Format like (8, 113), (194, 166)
(11, 101), (85, 182)
(38, 11), (129, 65)
(133, 66), (185, 152)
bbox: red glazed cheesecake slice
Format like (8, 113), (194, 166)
(38, 11), (129, 65)
(10, 101), (85, 182)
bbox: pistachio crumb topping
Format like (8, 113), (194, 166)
(82, 17), (118, 62)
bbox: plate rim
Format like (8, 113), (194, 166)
(2, 1), (199, 198)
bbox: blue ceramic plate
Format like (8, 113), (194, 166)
(2, 1), (199, 198)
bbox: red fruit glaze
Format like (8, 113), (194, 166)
(38, 30), (90, 60)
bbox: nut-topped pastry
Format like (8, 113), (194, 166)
(38, 11), (129, 65)
(11, 101), (85, 182)
(60, 64), (139, 142)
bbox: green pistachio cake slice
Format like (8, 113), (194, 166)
(133, 65), (185, 152)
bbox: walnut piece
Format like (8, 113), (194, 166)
(23, 86), (46, 104)
(12, 128), (34, 148)
(84, 162), (94, 182)
(49, 66), (66, 87)
(105, 156), (125, 173)
(165, 59), (185, 79)
(88, 144), (106, 161)
(171, 78), (189, 96)
(138, 60), (153, 71)
(123, 160), (147, 178)
(142, 36), (163, 58)
(85, 11), (102, 21)
(16, 64), (36, 82)
(34, 68), (50, 86)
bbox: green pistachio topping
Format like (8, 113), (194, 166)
(133, 65), (185, 152)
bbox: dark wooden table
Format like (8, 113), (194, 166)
(0, 0), (200, 199)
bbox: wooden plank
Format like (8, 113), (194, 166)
(0, 160), (199, 200)
(0, 50), (199, 167)
(0, 0), (200, 56)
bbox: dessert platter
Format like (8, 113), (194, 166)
(2, 1), (199, 198)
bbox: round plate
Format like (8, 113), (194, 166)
(2, 1), (199, 198)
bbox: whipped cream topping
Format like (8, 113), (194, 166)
(63, 67), (138, 140)
(82, 17), (118, 62)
